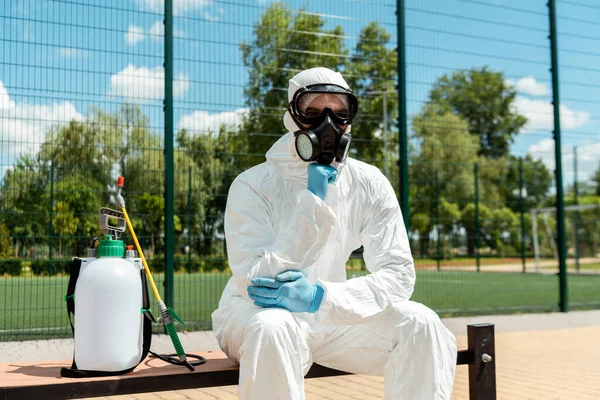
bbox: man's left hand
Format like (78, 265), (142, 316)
(248, 270), (324, 313)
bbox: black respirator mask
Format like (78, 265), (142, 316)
(288, 84), (358, 165)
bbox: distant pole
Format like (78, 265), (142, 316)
(532, 210), (541, 273)
(573, 146), (580, 273)
(49, 162), (54, 269)
(474, 162), (480, 272)
(519, 158), (526, 273)
(188, 166), (192, 273)
(397, 0), (410, 232)
(435, 170), (441, 272)
(549, 0), (568, 312)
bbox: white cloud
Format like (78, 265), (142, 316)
(512, 96), (590, 133)
(505, 76), (550, 97)
(126, 25), (145, 45)
(529, 139), (555, 171)
(59, 47), (87, 58)
(136, 0), (212, 16)
(178, 108), (248, 134)
(204, 11), (219, 21)
(148, 20), (184, 41)
(0, 81), (15, 110)
(109, 64), (190, 102)
(149, 20), (164, 40)
(0, 80), (84, 165)
(529, 139), (600, 183)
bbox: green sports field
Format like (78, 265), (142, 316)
(1, 270), (599, 341)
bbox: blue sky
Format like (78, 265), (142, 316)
(0, 0), (598, 185)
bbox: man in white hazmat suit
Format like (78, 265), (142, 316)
(211, 67), (457, 399)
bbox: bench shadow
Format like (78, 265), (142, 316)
(6, 363), (64, 379)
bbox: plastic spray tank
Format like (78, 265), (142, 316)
(73, 235), (144, 371)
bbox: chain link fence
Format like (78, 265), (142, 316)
(1, 0), (598, 341)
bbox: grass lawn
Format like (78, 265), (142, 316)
(1, 270), (599, 341)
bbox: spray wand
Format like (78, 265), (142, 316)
(116, 176), (196, 371)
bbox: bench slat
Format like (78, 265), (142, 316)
(1, 349), (472, 400)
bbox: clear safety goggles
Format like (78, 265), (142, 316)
(289, 84), (358, 126)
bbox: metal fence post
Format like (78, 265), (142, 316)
(519, 158), (526, 273)
(188, 166), (192, 273)
(548, 0), (568, 312)
(435, 169), (441, 271)
(164, 0), (175, 308)
(474, 162), (480, 272)
(49, 162), (54, 270)
(573, 146), (580, 273)
(396, 0), (409, 232)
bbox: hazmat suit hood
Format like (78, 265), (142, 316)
(272, 67), (352, 180)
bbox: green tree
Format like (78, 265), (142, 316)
(0, 104), (156, 258)
(503, 155), (552, 212)
(40, 120), (112, 188)
(574, 195), (600, 257)
(52, 201), (79, 257)
(425, 67), (527, 159)
(0, 156), (49, 257)
(122, 138), (192, 256)
(460, 203), (491, 255)
(91, 104), (152, 178)
(345, 22), (398, 166)
(0, 223), (13, 259)
(410, 112), (478, 256)
(137, 193), (163, 257)
(593, 164), (600, 195)
(177, 127), (247, 256)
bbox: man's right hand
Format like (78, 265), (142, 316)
(307, 164), (337, 201)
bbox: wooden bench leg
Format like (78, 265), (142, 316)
(468, 323), (496, 400)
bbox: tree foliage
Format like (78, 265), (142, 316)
(593, 164), (600, 196)
(425, 67), (527, 159)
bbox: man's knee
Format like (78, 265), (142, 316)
(238, 308), (311, 373)
(243, 308), (302, 343)
(390, 301), (453, 340)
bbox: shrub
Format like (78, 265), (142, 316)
(203, 257), (228, 272)
(175, 257), (203, 273)
(0, 259), (23, 276)
(30, 259), (46, 275)
(30, 259), (72, 276)
(150, 255), (165, 273)
(148, 255), (228, 273)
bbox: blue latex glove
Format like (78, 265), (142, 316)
(307, 164), (337, 201)
(248, 270), (325, 313)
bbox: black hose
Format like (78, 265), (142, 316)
(148, 350), (206, 371)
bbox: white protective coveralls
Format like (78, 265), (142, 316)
(211, 67), (457, 399)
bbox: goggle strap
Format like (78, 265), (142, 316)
(288, 103), (308, 131)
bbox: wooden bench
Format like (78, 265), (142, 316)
(0, 324), (496, 400)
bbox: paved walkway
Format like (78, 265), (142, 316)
(3, 311), (598, 399)
(71, 311), (599, 400)
(420, 257), (599, 274)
